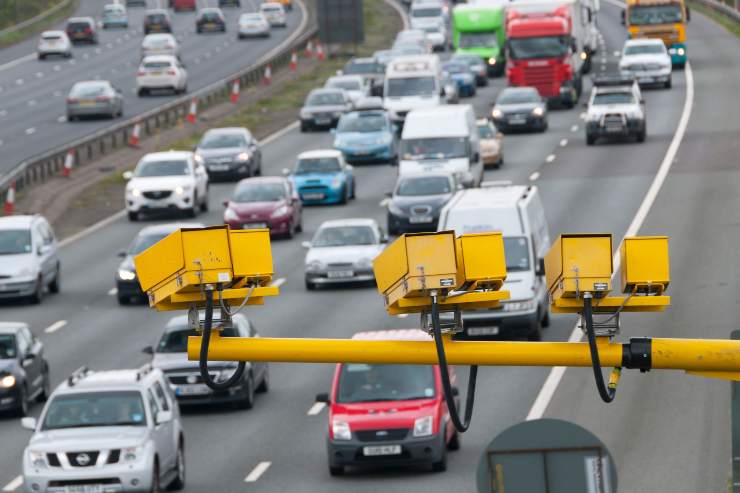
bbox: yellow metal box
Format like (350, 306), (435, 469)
(456, 232), (507, 290)
(545, 234), (613, 299)
(229, 229), (274, 286)
(620, 236), (670, 294)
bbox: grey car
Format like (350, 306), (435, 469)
(0, 215), (60, 304)
(300, 88), (353, 132)
(237, 12), (270, 38)
(67, 80), (123, 121)
(386, 172), (457, 235)
(194, 127), (262, 180)
(490, 87), (548, 133)
(144, 313), (268, 408)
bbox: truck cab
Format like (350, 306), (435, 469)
(624, 0), (689, 67)
(452, 4), (507, 76)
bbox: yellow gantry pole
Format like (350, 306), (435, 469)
(187, 333), (740, 374)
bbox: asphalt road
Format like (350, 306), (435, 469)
(0, 2), (735, 492)
(0, 0), (305, 174)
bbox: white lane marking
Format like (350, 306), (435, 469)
(529, 171), (540, 181)
(58, 211), (126, 248)
(45, 320), (67, 334)
(571, 124), (579, 132)
(271, 277), (286, 288)
(57, 116), (67, 123)
(28, 100), (36, 106)
(307, 402), (326, 415)
(2, 475), (22, 491)
(527, 62), (695, 421)
(379, 198), (390, 207)
(53, 64), (61, 72)
(613, 50), (621, 57)
(0, 110), (7, 117)
(108, 287), (118, 296)
(25, 127), (36, 135)
(244, 461), (271, 482)
(559, 139), (568, 147)
(0, 53), (36, 72)
(69, 59), (76, 65)
(15, 78), (23, 85)
(397, 313), (409, 318)
(579, 112), (587, 120)
(0, 140), (4, 147)
(545, 154), (556, 163)
(35, 71), (43, 78)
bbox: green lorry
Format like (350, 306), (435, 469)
(452, 4), (507, 76)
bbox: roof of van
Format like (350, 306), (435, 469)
(403, 105), (473, 138)
(440, 185), (534, 236)
(386, 55), (439, 76)
(352, 329), (432, 341)
(448, 186), (530, 210)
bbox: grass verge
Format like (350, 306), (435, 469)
(689, 0), (740, 38)
(0, 0), (79, 48)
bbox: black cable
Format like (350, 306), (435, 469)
(583, 294), (617, 403)
(199, 288), (246, 391)
(430, 295), (477, 433)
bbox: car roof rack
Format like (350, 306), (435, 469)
(592, 75), (635, 87)
(67, 366), (90, 387)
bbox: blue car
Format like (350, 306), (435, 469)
(288, 150), (356, 205)
(442, 61), (476, 98)
(332, 109), (398, 165)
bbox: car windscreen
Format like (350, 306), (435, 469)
(42, 391), (147, 430)
(459, 32), (498, 49)
(443, 62), (468, 74)
(344, 62), (383, 74)
(199, 133), (246, 149)
(337, 114), (386, 133)
(70, 83), (109, 98)
(628, 4), (683, 25)
(401, 137), (467, 160)
(0, 334), (16, 359)
(128, 233), (168, 255)
(306, 92), (344, 105)
(497, 89), (540, 104)
(136, 160), (189, 177)
(336, 363), (435, 403)
(143, 60), (173, 69)
(397, 176), (451, 196)
(200, 12), (221, 20)
(386, 76), (436, 97)
(295, 157), (341, 173)
(328, 79), (362, 91)
(0, 230), (32, 255)
(233, 183), (285, 202)
(593, 92), (635, 105)
(624, 44), (665, 55)
(157, 327), (239, 353)
(391, 45), (425, 56)
(503, 236), (530, 271)
(411, 7), (442, 17)
(478, 123), (495, 139)
(508, 36), (569, 60)
(312, 226), (376, 247)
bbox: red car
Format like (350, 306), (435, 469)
(315, 329), (460, 475)
(170, 0), (197, 11)
(223, 177), (303, 238)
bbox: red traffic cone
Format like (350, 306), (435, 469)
(305, 40), (314, 58)
(263, 65), (272, 85)
(4, 182), (15, 215)
(62, 149), (74, 177)
(316, 42), (325, 61)
(129, 121), (141, 147)
(231, 79), (240, 104)
(187, 98), (197, 124)
(290, 51), (298, 72)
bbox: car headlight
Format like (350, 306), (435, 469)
(332, 420), (352, 440)
(27, 450), (47, 468)
(270, 205), (289, 218)
(330, 176), (343, 188)
(117, 268), (136, 281)
(356, 257), (373, 269)
(387, 201), (403, 215)
(677, 47), (685, 56)
(129, 188), (141, 198)
(502, 299), (536, 312)
(306, 259), (324, 272)
(224, 208), (239, 222)
(487, 57), (496, 66)
(0, 374), (16, 388)
(532, 107), (544, 117)
(491, 108), (503, 119)
(193, 154), (204, 165)
(413, 415), (434, 437)
(237, 152), (250, 162)
(174, 185), (192, 196)
(122, 446), (144, 463)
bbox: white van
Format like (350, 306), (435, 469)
(437, 183), (551, 340)
(399, 104), (483, 188)
(383, 55), (443, 124)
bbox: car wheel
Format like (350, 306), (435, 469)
(447, 429), (461, 451)
(29, 276), (43, 304)
(150, 461), (161, 493)
(586, 133), (596, 146)
(49, 264), (61, 293)
(168, 444), (185, 490)
(338, 185), (348, 205)
(138, 88), (147, 97)
(329, 465), (344, 476)
(236, 373), (255, 409)
(305, 278), (315, 290)
(117, 293), (131, 305)
(38, 54), (45, 60)
(541, 309), (550, 328)
(200, 191), (209, 212)
(300, 122), (309, 132)
(15, 385), (29, 417)
(350, 181), (356, 199)
(285, 222), (294, 239)
(431, 445), (447, 472)
(637, 126), (647, 143)
(187, 194), (198, 218)
(128, 211), (138, 221)
(665, 76), (672, 89)
(256, 366), (269, 393)
(38, 365), (51, 402)
(295, 218), (303, 233)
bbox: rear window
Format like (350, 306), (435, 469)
(200, 12), (221, 20)
(336, 364), (436, 403)
(67, 21), (91, 29)
(147, 14), (167, 22)
(42, 34), (62, 40)
(143, 61), (173, 69)
(70, 83), (110, 97)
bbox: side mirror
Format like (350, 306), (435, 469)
(381, 235), (389, 244)
(37, 245), (51, 256)
(122, 170), (133, 180)
(117, 250), (127, 258)
(222, 200), (229, 207)
(384, 191), (392, 198)
(451, 386), (460, 397)
(315, 392), (330, 403)
(536, 257), (545, 277)
(301, 241), (311, 249)
(142, 346), (154, 355)
(281, 168), (291, 176)
(21, 417), (37, 431)
(155, 410), (173, 425)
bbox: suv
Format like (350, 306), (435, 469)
(144, 314), (269, 408)
(316, 329), (460, 475)
(22, 366), (185, 493)
(0, 215), (61, 304)
(0, 322), (50, 417)
(585, 76), (646, 146)
(65, 17), (97, 44)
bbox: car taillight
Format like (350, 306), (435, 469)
(95, 96), (111, 102)
(166, 69), (176, 75)
(84, 27), (92, 33)
(67, 98), (78, 104)
(137, 70), (146, 76)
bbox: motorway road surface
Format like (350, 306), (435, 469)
(0, 2), (735, 492)
(0, 0), (305, 175)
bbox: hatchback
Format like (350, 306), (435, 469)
(223, 177), (302, 238)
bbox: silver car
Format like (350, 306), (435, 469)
(21, 366), (185, 493)
(0, 215), (60, 304)
(303, 218), (387, 290)
(299, 88), (354, 131)
(67, 80), (123, 120)
(194, 127), (262, 179)
(141, 33), (179, 59)
(237, 12), (270, 38)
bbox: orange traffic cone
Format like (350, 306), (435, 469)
(290, 51), (298, 71)
(4, 182), (15, 215)
(129, 121), (141, 147)
(316, 42), (325, 61)
(263, 65), (272, 85)
(187, 98), (197, 124)
(62, 149), (74, 177)
(231, 79), (240, 103)
(305, 40), (314, 58)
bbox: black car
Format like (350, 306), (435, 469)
(0, 323), (49, 417)
(65, 17), (98, 44)
(144, 9), (172, 34)
(145, 313), (268, 408)
(386, 172), (457, 235)
(116, 222), (204, 305)
(219, 0), (241, 5)
(196, 8), (227, 33)
(491, 87), (548, 133)
(194, 127), (262, 180)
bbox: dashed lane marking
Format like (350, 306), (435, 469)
(379, 198), (390, 207)
(108, 287), (118, 296)
(571, 124), (579, 132)
(559, 139), (568, 147)
(529, 171), (540, 181)
(57, 116), (66, 123)
(545, 154), (556, 163)
(2, 475), (22, 491)
(271, 277), (286, 288)
(45, 320), (67, 334)
(25, 127), (36, 135)
(245, 462), (271, 482)
(307, 402), (326, 415)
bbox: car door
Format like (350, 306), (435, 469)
(32, 223), (53, 286)
(16, 329), (43, 396)
(287, 182), (301, 224)
(192, 158), (208, 197)
(152, 379), (179, 459)
(147, 387), (175, 474)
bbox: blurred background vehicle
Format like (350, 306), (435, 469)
(238, 12), (271, 38)
(491, 87), (548, 133)
(102, 3), (129, 29)
(66, 80), (124, 121)
(37, 31), (72, 59)
(0, 323), (50, 416)
(300, 89), (354, 131)
(287, 150), (355, 205)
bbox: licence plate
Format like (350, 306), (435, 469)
(315, 118), (331, 125)
(149, 71), (163, 76)
(409, 216), (433, 224)
(363, 445), (402, 456)
(509, 116), (527, 125)
(243, 223), (267, 229)
(175, 384), (210, 396)
(467, 326), (499, 336)
(79, 100), (96, 106)
(208, 164), (230, 171)
(327, 270), (353, 279)
(303, 193), (325, 200)
(639, 76), (655, 83)
(65, 485), (103, 493)
(206, 23), (216, 28)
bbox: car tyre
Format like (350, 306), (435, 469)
(295, 217), (303, 233)
(15, 385), (29, 417)
(350, 181), (356, 200)
(586, 133), (596, 146)
(200, 191), (209, 212)
(665, 76), (672, 89)
(256, 366), (269, 393)
(237, 373), (255, 410)
(637, 126), (647, 143)
(300, 122), (309, 132)
(305, 278), (315, 290)
(117, 293), (131, 305)
(138, 88), (148, 97)
(541, 309), (550, 328)
(38, 54), (45, 60)
(431, 447), (447, 472)
(329, 465), (344, 476)
(38, 365), (51, 402)
(527, 324), (543, 341)
(168, 444), (185, 490)
(150, 461), (161, 493)
(285, 222), (294, 239)
(49, 264), (61, 293)
(128, 211), (138, 221)
(29, 277), (43, 304)
(187, 194), (198, 218)
(447, 429), (461, 451)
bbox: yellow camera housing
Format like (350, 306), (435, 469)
(620, 236), (670, 294)
(545, 234), (613, 300)
(456, 232), (507, 291)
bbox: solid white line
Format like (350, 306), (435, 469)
(244, 461), (271, 482)
(0, 110), (7, 117)
(58, 211), (126, 248)
(307, 402), (326, 415)
(379, 198), (390, 207)
(259, 121), (299, 146)
(2, 475), (22, 491)
(397, 313), (409, 318)
(526, 62), (695, 421)
(271, 277), (286, 288)
(545, 154), (556, 163)
(44, 320), (67, 334)
(384, 0), (410, 29)
(529, 171), (540, 181)
(559, 139), (568, 147)
(108, 287), (118, 296)
(0, 53), (35, 73)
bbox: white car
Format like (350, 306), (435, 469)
(141, 33), (179, 59)
(37, 31), (72, 59)
(585, 76), (646, 145)
(303, 218), (387, 290)
(238, 12), (270, 38)
(324, 75), (368, 105)
(136, 55), (187, 96)
(619, 38), (672, 89)
(124, 151), (209, 221)
(259, 2), (287, 27)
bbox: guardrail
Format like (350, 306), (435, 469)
(692, 0), (740, 24)
(0, 7), (318, 197)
